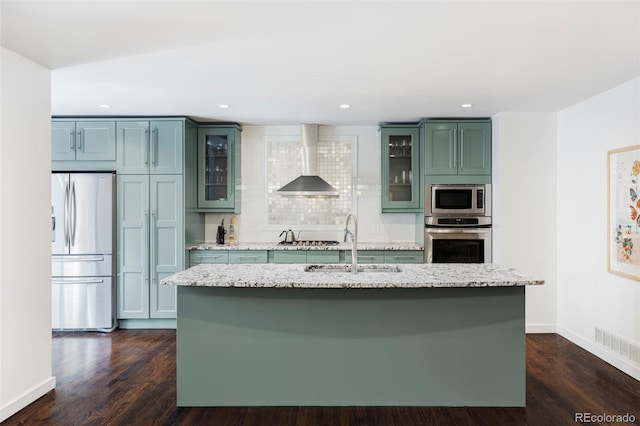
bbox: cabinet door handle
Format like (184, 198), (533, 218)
(151, 209), (157, 284)
(152, 128), (159, 166)
(235, 255), (258, 262)
(358, 256), (377, 261)
(452, 129), (457, 168)
(76, 130), (83, 151)
(459, 128), (464, 169)
(392, 256), (415, 261)
(144, 209), (150, 284)
(143, 128), (149, 166)
(69, 130), (75, 151)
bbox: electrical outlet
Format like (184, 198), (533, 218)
(372, 223), (380, 234)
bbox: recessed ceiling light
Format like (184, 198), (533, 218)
(99, 104), (112, 109)
(461, 104), (472, 108)
(339, 104), (351, 109)
(218, 104), (230, 109)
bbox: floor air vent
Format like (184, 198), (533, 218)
(595, 326), (640, 366)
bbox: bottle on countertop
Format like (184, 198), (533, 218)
(216, 219), (226, 245)
(229, 216), (237, 246)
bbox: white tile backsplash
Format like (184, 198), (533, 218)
(204, 125), (422, 244)
(266, 135), (354, 225)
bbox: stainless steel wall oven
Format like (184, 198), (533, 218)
(425, 184), (492, 263)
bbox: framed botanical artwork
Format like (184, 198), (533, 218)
(608, 145), (640, 280)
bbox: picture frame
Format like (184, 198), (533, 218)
(608, 144), (640, 280)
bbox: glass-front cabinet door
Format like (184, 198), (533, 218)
(197, 126), (240, 211)
(381, 125), (420, 212)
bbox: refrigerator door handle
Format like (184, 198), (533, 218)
(52, 278), (105, 285)
(52, 256), (105, 263)
(64, 180), (70, 247)
(70, 181), (77, 246)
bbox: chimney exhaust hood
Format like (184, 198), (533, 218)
(276, 124), (339, 198)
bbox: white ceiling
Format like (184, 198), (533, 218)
(1, 0), (639, 125)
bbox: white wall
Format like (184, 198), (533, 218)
(0, 47), (55, 422)
(492, 112), (558, 332)
(205, 125), (421, 244)
(557, 77), (640, 380)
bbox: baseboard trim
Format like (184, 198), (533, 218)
(118, 319), (176, 329)
(525, 324), (557, 334)
(557, 326), (640, 381)
(0, 376), (56, 422)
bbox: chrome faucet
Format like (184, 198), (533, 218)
(343, 213), (358, 274)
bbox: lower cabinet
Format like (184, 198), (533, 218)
(345, 250), (424, 264)
(189, 250), (268, 266)
(229, 250), (269, 264)
(190, 251), (229, 266)
(272, 251), (340, 264)
(117, 174), (184, 319)
(345, 250), (385, 264)
(384, 250), (424, 263)
(190, 249), (423, 265)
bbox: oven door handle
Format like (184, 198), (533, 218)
(426, 228), (491, 234)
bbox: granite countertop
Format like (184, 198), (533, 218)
(188, 242), (424, 251)
(162, 263), (544, 288)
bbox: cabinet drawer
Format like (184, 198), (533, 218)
(345, 250), (385, 264)
(306, 251), (340, 264)
(272, 251), (307, 264)
(229, 250), (268, 264)
(384, 251), (424, 264)
(189, 251), (229, 266)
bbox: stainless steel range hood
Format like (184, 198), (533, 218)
(276, 124), (339, 198)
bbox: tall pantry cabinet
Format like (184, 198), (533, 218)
(115, 119), (196, 325)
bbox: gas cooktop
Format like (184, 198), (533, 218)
(278, 240), (340, 247)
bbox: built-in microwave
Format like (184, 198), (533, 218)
(425, 184), (491, 217)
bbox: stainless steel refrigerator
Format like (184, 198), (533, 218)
(51, 172), (116, 331)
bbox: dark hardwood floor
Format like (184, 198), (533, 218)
(3, 331), (639, 425)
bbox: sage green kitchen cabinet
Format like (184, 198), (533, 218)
(345, 250), (385, 264)
(306, 251), (340, 264)
(189, 250), (268, 266)
(272, 251), (340, 264)
(149, 175), (184, 318)
(51, 120), (116, 162)
(189, 251), (229, 266)
(229, 250), (268, 264)
(384, 250), (424, 263)
(423, 121), (491, 181)
(272, 251), (307, 264)
(197, 125), (241, 212)
(117, 174), (184, 320)
(380, 125), (421, 212)
(117, 120), (184, 174)
(345, 250), (424, 264)
(117, 175), (150, 319)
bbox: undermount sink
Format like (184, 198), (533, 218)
(304, 264), (401, 273)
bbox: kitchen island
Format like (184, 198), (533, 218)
(162, 263), (543, 407)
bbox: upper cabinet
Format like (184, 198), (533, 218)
(116, 120), (184, 174)
(423, 120), (491, 183)
(380, 125), (421, 212)
(197, 125), (242, 212)
(51, 120), (116, 162)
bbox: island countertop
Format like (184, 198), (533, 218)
(162, 263), (544, 288)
